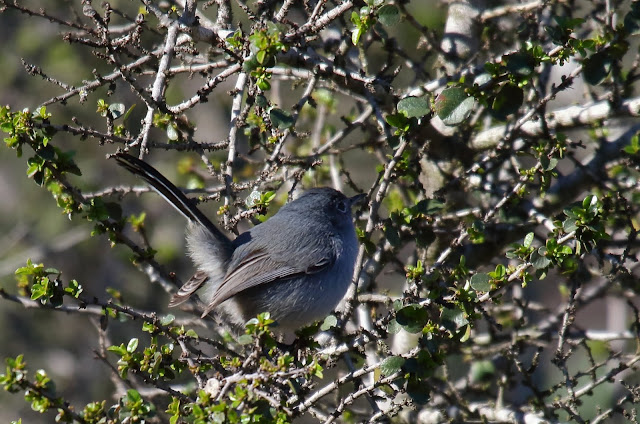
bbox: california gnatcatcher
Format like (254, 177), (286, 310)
(114, 153), (364, 331)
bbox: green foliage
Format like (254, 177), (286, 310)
(247, 23), (287, 91)
(1, 106), (81, 185)
(107, 335), (183, 380)
(0, 356), (77, 423)
(153, 112), (192, 142)
(351, 0), (401, 45)
(15, 259), (82, 306)
(118, 389), (156, 422)
(562, 195), (609, 254)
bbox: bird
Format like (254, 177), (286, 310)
(113, 152), (364, 331)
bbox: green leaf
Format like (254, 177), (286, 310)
(126, 338), (139, 353)
(109, 103), (126, 119)
(261, 191), (276, 204)
(441, 306), (469, 331)
(160, 314), (175, 326)
(384, 223), (401, 247)
(166, 124), (179, 141)
(1, 121), (13, 133)
(30, 278), (48, 300)
(126, 389), (141, 403)
(36, 144), (55, 160)
(555, 16), (585, 29)
(470, 273), (491, 292)
(385, 113), (409, 129)
(108, 344), (127, 356)
(396, 304), (428, 334)
(624, 134), (640, 154)
(583, 52), (611, 86)
(541, 156), (558, 171)
(491, 84), (523, 121)
(243, 54), (260, 72)
(397, 96), (430, 118)
(122, 104), (136, 121)
(583, 194), (598, 209)
(504, 52), (536, 76)
(377, 5), (400, 26)
(406, 378), (431, 404)
(411, 198), (445, 215)
(387, 319), (402, 334)
(320, 315), (338, 331)
(64, 279), (83, 298)
(256, 78), (271, 91)
(531, 250), (551, 269)
(523, 232), (534, 248)
(380, 356), (405, 376)
(460, 324), (471, 342)
(236, 334), (253, 345)
(563, 217), (578, 232)
(491, 264), (506, 279)
(255, 94), (268, 108)
(256, 49), (267, 64)
(351, 27), (362, 45)
(269, 108), (295, 130)
(470, 360), (496, 383)
(434, 87), (474, 126)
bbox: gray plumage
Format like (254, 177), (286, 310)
(114, 153), (363, 331)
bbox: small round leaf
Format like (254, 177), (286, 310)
(470, 273), (491, 292)
(160, 314), (175, 326)
(441, 307), (469, 331)
(380, 356), (405, 376)
(434, 87), (474, 126)
(396, 304), (429, 334)
(237, 334), (253, 345)
(320, 315), (338, 331)
(269, 108), (295, 130)
(166, 124), (179, 141)
(397, 96), (430, 118)
(377, 5), (400, 27)
(126, 338), (139, 353)
(108, 103), (126, 119)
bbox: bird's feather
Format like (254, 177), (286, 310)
(169, 270), (209, 307)
(200, 243), (335, 317)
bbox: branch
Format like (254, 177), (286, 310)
(471, 96), (640, 151)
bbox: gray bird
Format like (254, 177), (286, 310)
(114, 153), (364, 331)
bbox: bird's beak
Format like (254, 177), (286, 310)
(349, 193), (367, 206)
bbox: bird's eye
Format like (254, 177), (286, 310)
(336, 199), (348, 213)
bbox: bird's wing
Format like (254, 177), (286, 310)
(200, 246), (334, 317)
(168, 270), (209, 307)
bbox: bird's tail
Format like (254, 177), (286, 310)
(113, 152), (232, 248)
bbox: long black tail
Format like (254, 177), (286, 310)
(113, 152), (232, 247)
